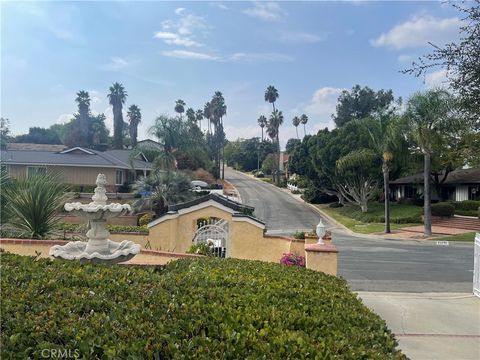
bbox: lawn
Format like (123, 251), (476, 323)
(318, 202), (422, 234)
(433, 232), (477, 242)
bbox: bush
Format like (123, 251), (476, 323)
(329, 202), (344, 208)
(184, 168), (216, 185)
(280, 253), (306, 267)
(450, 200), (480, 211)
(0, 252), (405, 359)
(431, 203), (455, 217)
(293, 231), (305, 240)
(138, 213), (153, 226)
(186, 242), (214, 256)
(254, 171), (265, 178)
(303, 188), (338, 204)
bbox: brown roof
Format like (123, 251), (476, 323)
(391, 168), (480, 185)
(7, 143), (67, 151)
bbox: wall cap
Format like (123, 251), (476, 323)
(304, 243), (338, 253)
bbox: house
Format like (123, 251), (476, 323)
(1, 144), (152, 191)
(391, 168), (480, 202)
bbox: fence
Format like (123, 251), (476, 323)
(287, 183), (299, 192)
(474, 233), (480, 298)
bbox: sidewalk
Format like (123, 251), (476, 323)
(358, 292), (480, 360)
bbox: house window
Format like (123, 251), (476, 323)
(116, 170), (124, 185)
(27, 166), (47, 179)
(469, 186), (480, 201)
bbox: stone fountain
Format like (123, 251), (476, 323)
(49, 174), (141, 263)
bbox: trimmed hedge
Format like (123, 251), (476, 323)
(56, 223), (148, 234)
(450, 200), (480, 217)
(431, 203), (454, 217)
(1, 252), (406, 359)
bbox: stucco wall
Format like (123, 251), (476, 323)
(305, 244), (338, 276)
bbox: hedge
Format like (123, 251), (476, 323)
(57, 223), (148, 234)
(449, 200), (480, 217)
(431, 203), (454, 217)
(1, 252), (406, 359)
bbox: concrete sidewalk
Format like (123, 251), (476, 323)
(357, 292), (480, 360)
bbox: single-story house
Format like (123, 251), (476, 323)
(1, 144), (152, 191)
(391, 168), (480, 202)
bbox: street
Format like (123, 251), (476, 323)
(224, 168), (474, 293)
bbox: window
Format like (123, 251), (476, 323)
(115, 170), (124, 185)
(27, 166), (47, 179)
(469, 186), (480, 201)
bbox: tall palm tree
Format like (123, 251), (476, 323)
(127, 104), (142, 148)
(108, 82), (128, 149)
(75, 90), (91, 142)
(186, 108), (196, 124)
(204, 102), (213, 133)
(195, 109), (204, 131)
(268, 109), (284, 186)
(292, 116), (301, 139)
(300, 114), (308, 137)
(175, 99), (186, 119)
(404, 89), (454, 236)
(258, 115), (267, 141)
(265, 85), (279, 112)
(211, 91), (227, 179)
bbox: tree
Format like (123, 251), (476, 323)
(300, 114), (308, 137)
(14, 127), (62, 144)
(333, 85), (395, 127)
(89, 114), (110, 147)
(210, 91), (227, 179)
(1, 118), (11, 150)
(132, 171), (193, 216)
(336, 149), (379, 213)
(204, 102), (213, 133)
(195, 109), (204, 131)
(402, 1), (480, 127)
(292, 116), (300, 139)
(267, 109), (284, 185)
(75, 90), (91, 140)
(108, 82), (128, 149)
(186, 108), (196, 124)
(127, 104), (142, 148)
(404, 89), (456, 236)
(258, 115), (267, 141)
(175, 99), (186, 118)
(264, 85), (279, 112)
(285, 138), (301, 154)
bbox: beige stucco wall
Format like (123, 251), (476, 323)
(109, 233), (150, 248)
(305, 246), (338, 276)
(7, 164), (119, 186)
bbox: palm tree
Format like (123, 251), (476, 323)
(264, 85), (279, 112)
(300, 114), (308, 137)
(195, 109), (204, 131)
(132, 171), (194, 217)
(258, 115), (267, 141)
(404, 89), (454, 236)
(211, 91), (227, 179)
(268, 109), (284, 186)
(292, 116), (300, 139)
(108, 82), (128, 149)
(186, 108), (196, 124)
(127, 104), (142, 148)
(75, 90), (91, 142)
(204, 102), (213, 133)
(175, 99), (186, 118)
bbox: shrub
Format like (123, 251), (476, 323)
(138, 213), (153, 226)
(280, 253), (306, 267)
(293, 231), (305, 240)
(450, 200), (480, 211)
(329, 202), (344, 208)
(291, 189), (302, 194)
(431, 202), (455, 217)
(303, 188), (338, 204)
(254, 171), (265, 178)
(0, 252), (405, 359)
(187, 242), (214, 256)
(184, 168), (216, 185)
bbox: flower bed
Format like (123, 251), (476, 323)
(1, 252), (405, 359)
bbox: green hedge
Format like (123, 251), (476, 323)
(57, 223), (148, 234)
(431, 203), (454, 217)
(1, 253), (406, 359)
(449, 200), (480, 217)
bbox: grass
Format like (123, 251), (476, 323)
(318, 202), (422, 234)
(433, 232), (477, 242)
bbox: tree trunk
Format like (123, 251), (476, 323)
(303, 124), (306, 137)
(383, 161), (391, 234)
(424, 152), (432, 236)
(360, 200), (368, 213)
(295, 127), (298, 139)
(276, 133), (281, 186)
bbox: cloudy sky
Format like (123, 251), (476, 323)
(1, 1), (462, 148)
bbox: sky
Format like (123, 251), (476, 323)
(1, 1), (464, 149)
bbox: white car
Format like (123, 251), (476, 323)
(191, 180), (209, 189)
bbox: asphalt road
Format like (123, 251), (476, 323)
(224, 168), (475, 292)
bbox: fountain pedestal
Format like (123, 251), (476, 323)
(49, 174), (141, 264)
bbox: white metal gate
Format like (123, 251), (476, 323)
(474, 233), (480, 298)
(193, 218), (229, 258)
